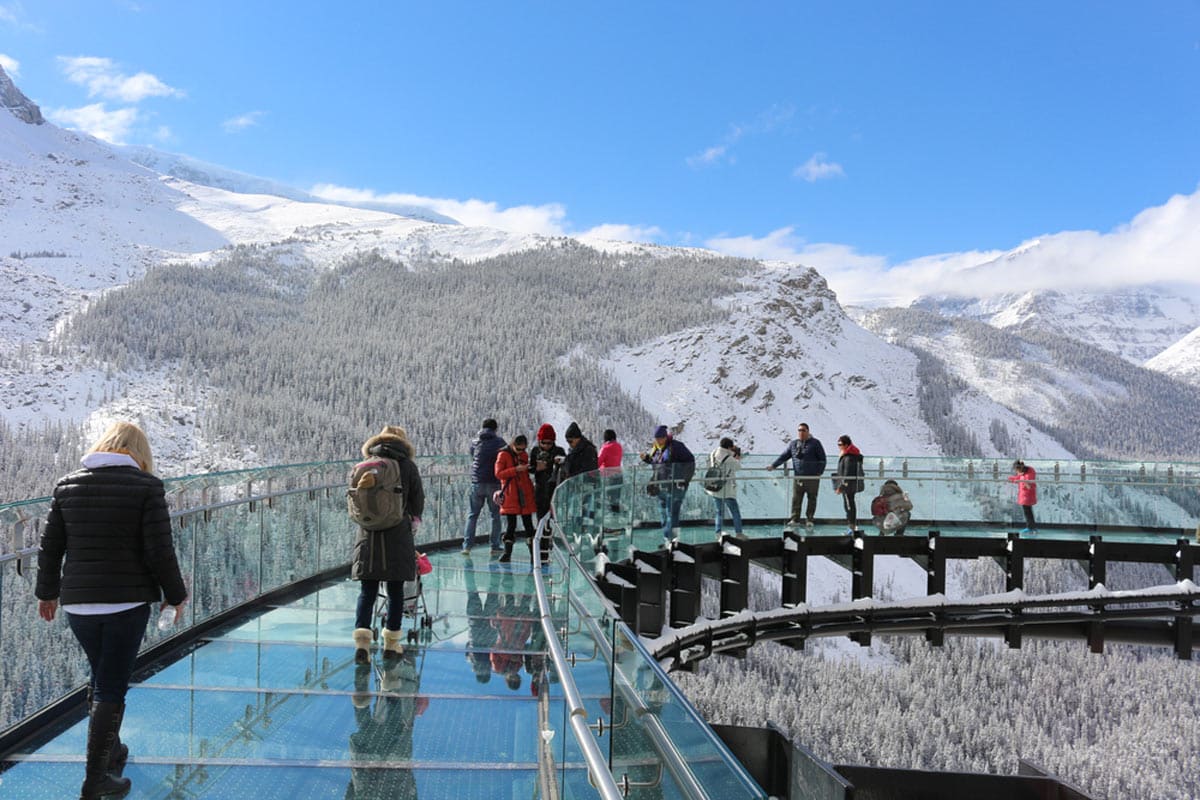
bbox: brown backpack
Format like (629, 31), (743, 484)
(347, 457), (405, 530)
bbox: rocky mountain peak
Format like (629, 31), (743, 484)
(0, 65), (45, 125)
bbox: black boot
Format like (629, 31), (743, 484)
(499, 539), (513, 563)
(85, 689), (128, 771)
(80, 701), (131, 799)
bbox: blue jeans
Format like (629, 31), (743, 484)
(66, 603), (151, 704)
(657, 484), (687, 538)
(712, 496), (743, 534)
(464, 483), (502, 549)
(355, 580), (407, 630)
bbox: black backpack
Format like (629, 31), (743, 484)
(703, 453), (732, 493)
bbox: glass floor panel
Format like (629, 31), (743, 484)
(0, 551), (594, 800)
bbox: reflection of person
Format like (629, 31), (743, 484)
(832, 435), (865, 533)
(464, 566), (501, 683)
(351, 426), (425, 664)
(346, 652), (422, 799)
(35, 421), (188, 800)
(1009, 460), (1038, 533)
(767, 423), (827, 530)
(640, 425), (696, 542)
(491, 574), (535, 690)
(704, 438), (743, 538)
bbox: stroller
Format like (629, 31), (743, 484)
(370, 552), (435, 647)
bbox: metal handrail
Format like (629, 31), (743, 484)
(532, 516), (625, 800)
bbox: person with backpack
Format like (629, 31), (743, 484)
(832, 434), (865, 533)
(462, 418), (506, 554)
(494, 435), (538, 563)
(640, 425), (696, 542)
(870, 479), (913, 535)
(349, 426), (424, 664)
(703, 437), (743, 538)
(767, 422), (827, 530)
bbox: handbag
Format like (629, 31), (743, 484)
(416, 552), (433, 575)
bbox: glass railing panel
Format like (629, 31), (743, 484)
(610, 623), (765, 799)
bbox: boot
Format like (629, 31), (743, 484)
(499, 540), (513, 563)
(86, 689), (128, 770)
(382, 629), (404, 661)
(79, 701), (131, 799)
(352, 628), (373, 665)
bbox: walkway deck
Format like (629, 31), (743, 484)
(0, 551), (593, 800)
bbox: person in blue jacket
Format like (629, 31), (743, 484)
(640, 425), (696, 541)
(462, 418), (506, 554)
(767, 422), (827, 530)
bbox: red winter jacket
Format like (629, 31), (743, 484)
(495, 447), (537, 515)
(1008, 466), (1038, 506)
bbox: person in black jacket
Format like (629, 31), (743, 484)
(640, 425), (696, 542)
(36, 421), (188, 800)
(562, 422), (600, 537)
(767, 422), (827, 530)
(350, 426), (425, 664)
(832, 434), (865, 533)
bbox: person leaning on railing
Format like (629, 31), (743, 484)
(34, 421), (188, 800)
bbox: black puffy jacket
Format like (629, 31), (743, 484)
(36, 466), (188, 606)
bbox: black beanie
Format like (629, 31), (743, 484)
(565, 422), (583, 440)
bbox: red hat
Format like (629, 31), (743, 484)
(537, 423), (556, 441)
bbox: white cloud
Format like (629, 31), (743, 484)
(45, 103), (138, 144)
(0, 53), (19, 75)
(58, 55), (182, 103)
(795, 152), (845, 182)
(222, 111), (265, 133)
(688, 104), (794, 169)
(706, 186), (1200, 307)
(576, 223), (663, 243)
(311, 183), (568, 234)
(686, 145), (728, 168)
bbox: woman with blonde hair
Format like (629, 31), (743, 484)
(36, 421), (188, 799)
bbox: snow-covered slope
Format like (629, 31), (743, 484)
(119, 144), (457, 225)
(913, 285), (1200, 366)
(602, 264), (1060, 458)
(1145, 324), (1200, 387)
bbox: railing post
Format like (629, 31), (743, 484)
(668, 542), (701, 628)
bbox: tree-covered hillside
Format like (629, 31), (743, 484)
(60, 242), (753, 463)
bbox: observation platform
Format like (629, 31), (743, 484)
(2, 455), (1197, 799)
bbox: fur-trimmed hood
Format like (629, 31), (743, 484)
(361, 426), (415, 459)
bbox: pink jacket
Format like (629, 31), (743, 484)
(597, 440), (623, 474)
(1008, 466), (1038, 506)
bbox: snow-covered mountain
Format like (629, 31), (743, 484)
(1, 61), (1196, 474)
(911, 285), (1200, 366)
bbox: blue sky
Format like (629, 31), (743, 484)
(3, 1), (1199, 302)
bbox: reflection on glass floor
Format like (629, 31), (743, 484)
(0, 554), (587, 800)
